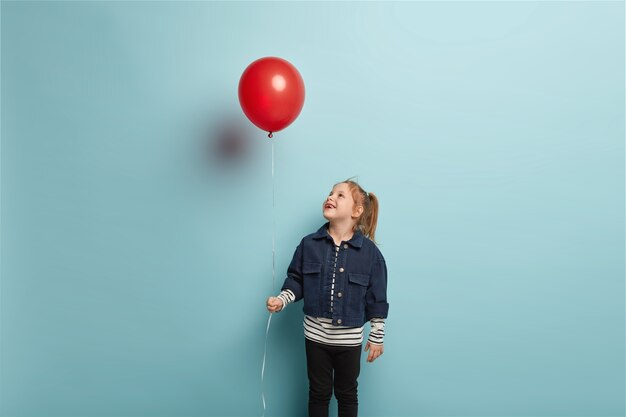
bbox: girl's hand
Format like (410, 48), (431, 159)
(266, 297), (284, 313)
(365, 342), (384, 363)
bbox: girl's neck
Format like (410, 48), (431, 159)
(327, 221), (356, 246)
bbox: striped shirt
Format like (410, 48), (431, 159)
(277, 289), (385, 346)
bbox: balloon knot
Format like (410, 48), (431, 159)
(268, 132), (273, 139)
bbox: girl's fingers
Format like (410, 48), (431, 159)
(267, 301), (282, 312)
(367, 346), (383, 362)
(266, 297), (281, 312)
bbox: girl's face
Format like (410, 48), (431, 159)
(322, 183), (363, 222)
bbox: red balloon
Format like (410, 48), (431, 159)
(238, 57), (305, 137)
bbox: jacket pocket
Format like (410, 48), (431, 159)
(348, 273), (370, 286)
(303, 262), (322, 309)
(303, 262), (322, 275)
(346, 273), (370, 317)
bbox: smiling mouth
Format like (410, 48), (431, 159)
(324, 204), (335, 209)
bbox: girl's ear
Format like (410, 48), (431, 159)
(352, 205), (364, 219)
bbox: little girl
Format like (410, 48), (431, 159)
(266, 179), (389, 417)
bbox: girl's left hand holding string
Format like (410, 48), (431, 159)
(365, 342), (384, 363)
(266, 297), (284, 313)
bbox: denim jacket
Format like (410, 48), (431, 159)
(281, 223), (389, 327)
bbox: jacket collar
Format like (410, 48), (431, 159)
(312, 222), (364, 248)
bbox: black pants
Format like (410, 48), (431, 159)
(305, 338), (361, 417)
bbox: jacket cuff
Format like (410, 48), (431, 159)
(366, 302), (389, 320)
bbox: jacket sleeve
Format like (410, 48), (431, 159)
(281, 240), (304, 302)
(365, 257), (389, 320)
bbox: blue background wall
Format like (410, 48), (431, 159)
(1, 2), (624, 417)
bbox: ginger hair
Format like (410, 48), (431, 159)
(339, 179), (379, 243)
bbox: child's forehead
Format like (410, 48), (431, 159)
(331, 183), (351, 192)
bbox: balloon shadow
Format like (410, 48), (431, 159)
(201, 114), (253, 171)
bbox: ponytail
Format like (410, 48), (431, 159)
(362, 192), (379, 242)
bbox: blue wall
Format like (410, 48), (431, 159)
(1, 2), (624, 417)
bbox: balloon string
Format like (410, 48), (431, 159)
(261, 313), (272, 417)
(271, 137), (275, 291)
(261, 137), (276, 417)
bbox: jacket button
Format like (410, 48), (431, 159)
(339, 267), (344, 273)
(343, 244), (348, 249)
(337, 292), (343, 298)
(337, 319), (342, 325)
